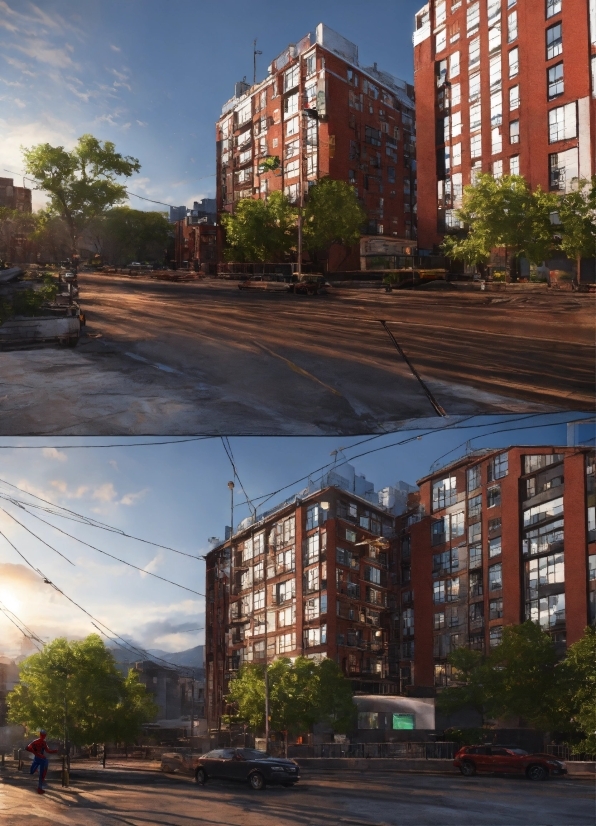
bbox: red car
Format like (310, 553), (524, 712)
(454, 745), (567, 781)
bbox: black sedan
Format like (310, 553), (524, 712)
(194, 747), (300, 791)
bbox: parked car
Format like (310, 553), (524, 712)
(454, 745), (567, 780)
(290, 275), (331, 295)
(161, 751), (199, 775)
(194, 747), (300, 790)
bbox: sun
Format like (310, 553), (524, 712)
(0, 590), (22, 614)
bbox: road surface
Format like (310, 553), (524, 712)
(1, 274), (593, 435)
(0, 761), (593, 826)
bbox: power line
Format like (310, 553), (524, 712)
(126, 177), (216, 209)
(0, 437), (214, 449)
(0, 600), (44, 649)
(3, 505), (204, 597)
(220, 436), (256, 517)
(1, 507), (76, 566)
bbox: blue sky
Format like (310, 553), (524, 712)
(0, 413), (591, 659)
(0, 0), (423, 211)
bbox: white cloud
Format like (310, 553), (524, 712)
(12, 97), (26, 108)
(14, 40), (77, 70)
(110, 44), (121, 52)
(108, 460), (119, 471)
(50, 480), (89, 499)
(119, 488), (149, 506)
(42, 447), (67, 462)
(3, 55), (37, 77)
(121, 122), (132, 131)
(91, 483), (117, 503)
(139, 552), (163, 578)
(136, 120), (148, 127)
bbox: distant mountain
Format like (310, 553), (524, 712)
(108, 644), (203, 670)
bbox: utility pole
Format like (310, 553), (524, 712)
(228, 481), (234, 537)
(264, 664), (270, 750)
(253, 39), (262, 86)
(62, 675), (69, 787)
(297, 56), (304, 280)
(189, 669), (195, 755)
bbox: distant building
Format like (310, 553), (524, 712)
(215, 22), (417, 270)
(0, 178), (32, 213)
(169, 205), (188, 224)
(132, 660), (205, 722)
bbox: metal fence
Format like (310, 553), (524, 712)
(288, 742), (457, 760)
(546, 745), (596, 762)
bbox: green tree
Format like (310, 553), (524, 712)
(221, 191), (297, 262)
(557, 177), (596, 286)
(437, 623), (596, 746)
(22, 134), (141, 256)
(442, 174), (558, 279)
(7, 635), (157, 748)
(91, 207), (170, 265)
(225, 656), (355, 739)
(302, 178), (366, 270)
(0, 207), (39, 262)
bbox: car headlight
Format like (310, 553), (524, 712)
(270, 766), (284, 771)
(547, 760), (562, 767)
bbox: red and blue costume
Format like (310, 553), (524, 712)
(26, 731), (57, 794)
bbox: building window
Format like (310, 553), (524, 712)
(451, 110), (462, 137)
(546, 0), (562, 17)
(433, 580), (445, 603)
(527, 593), (565, 628)
(523, 518), (564, 556)
(284, 92), (299, 115)
(449, 50), (460, 79)
(470, 569), (483, 597)
(509, 120), (520, 144)
(546, 23), (563, 60)
(490, 54), (502, 91)
(278, 632), (295, 654)
(467, 1), (480, 35)
(436, 27), (447, 52)
(305, 54), (316, 77)
(493, 159), (503, 179)
(510, 154), (520, 175)
(469, 102), (482, 133)
(469, 543), (483, 569)
(523, 496), (564, 527)
(446, 577), (460, 602)
(306, 532), (320, 564)
(277, 578), (295, 604)
(432, 476), (457, 510)
(469, 521), (482, 544)
(488, 536), (502, 557)
(467, 465), (481, 492)
(284, 64), (300, 92)
(526, 552), (565, 597)
(469, 601), (484, 624)
(470, 133), (482, 158)
(452, 142), (462, 167)
(434, 611), (446, 629)
(393, 713), (415, 730)
(468, 493), (482, 519)
(469, 72), (481, 102)
(489, 517), (502, 533)
(508, 47), (519, 78)
(489, 626), (503, 647)
(402, 607), (414, 633)
(469, 37), (481, 70)
(507, 10), (518, 42)
(488, 23), (501, 53)
(548, 63), (564, 99)
(254, 589), (265, 610)
(548, 102), (577, 142)
(487, 486), (501, 508)
(509, 85), (520, 110)
(358, 712), (379, 729)
(492, 127), (503, 154)
(490, 92), (503, 126)
(489, 598), (503, 620)
(451, 82), (461, 107)
(489, 563), (503, 591)
(286, 116), (299, 137)
(588, 554), (596, 581)
(434, 664), (447, 687)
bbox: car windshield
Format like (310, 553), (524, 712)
(507, 748), (529, 755)
(235, 749), (269, 760)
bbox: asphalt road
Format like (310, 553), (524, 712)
(0, 762), (593, 826)
(1, 274), (593, 435)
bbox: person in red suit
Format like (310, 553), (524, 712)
(26, 730), (58, 794)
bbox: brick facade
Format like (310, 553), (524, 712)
(413, 0), (596, 252)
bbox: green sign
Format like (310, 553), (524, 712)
(392, 713), (415, 730)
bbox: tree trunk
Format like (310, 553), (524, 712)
(508, 253), (518, 283)
(102, 745), (106, 768)
(575, 254), (581, 290)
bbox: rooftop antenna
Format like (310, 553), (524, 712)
(253, 39), (262, 85)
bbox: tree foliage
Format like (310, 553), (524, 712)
(302, 178), (366, 259)
(23, 134), (140, 255)
(437, 623), (596, 748)
(7, 635), (157, 746)
(89, 207), (170, 265)
(442, 174), (559, 276)
(225, 656), (355, 736)
(556, 177), (596, 282)
(221, 191), (297, 262)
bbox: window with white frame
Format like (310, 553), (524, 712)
(490, 92), (503, 126)
(436, 27), (447, 52)
(306, 532), (320, 564)
(304, 625), (326, 647)
(278, 632), (295, 653)
(306, 53), (316, 77)
(508, 10), (518, 41)
(469, 520), (482, 543)
(548, 63), (564, 99)
(548, 102), (576, 142)
(487, 486), (501, 508)
(284, 92), (299, 115)
(452, 171), (463, 206)
(509, 154), (520, 175)
(488, 23), (501, 53)
(470, 133), (482, 158)
(278, 604), (294, 627)
(470, 102), (482, 132)
(491, 127), (503, 154)
(285, 158), (299, 178)
(469, 73), (481, 102)
(469, 36), (481, 70)
(254, 589), (265, 610)
(487, 0), (501, 23)
(509, 85), (520, 110)
(277, 578), (295, 603)
(432, 476), (457, 509)
(467, 2), (480, 35)
(527, 593), (565, 628)
(306, 153), (317, 177)
(489, 54), (502, 90)
(449, 50), (460, 78)
(284, 64), (300, 92)
(451, 82), (461, 106)
(546, 0), (562, 17)
(436, 0), (447, 24)
(467, 464), (481, 491)
(509, 47), (519, 78)
(489, 535), (502, 557)
(306, 566), (320, 593)
(305, 596), (320, 621)
(488, 562), (503, 590)
(285, 182), (299, 203)
(286, 116), (299, 137)
(285, 139), (299, 159)
(546, 23), (562, 60)
(549, 148), (578, 191)
(489, 625), (503, 646)
(452, 142), (462, 166)
(451, 110), (462, 137)
(471, 160), (483, 183)
(493, 159), (503, 179)
(509, 119), (520, 144)
(237, 99), (252, 126)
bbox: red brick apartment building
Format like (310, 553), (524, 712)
(205, 485), (399, 728)
(215, 23), (417, 270)
(397, 446), (596, 693)
(413, 0), (596, 252)
(0, 177), (32, 213)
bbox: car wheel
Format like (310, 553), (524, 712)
(460, 761), (476, 777)
(195, 768), (207, 785)
(67, 336), (79, 347)
(249, 771), (266, 790)
(527, 764), (548, 781)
